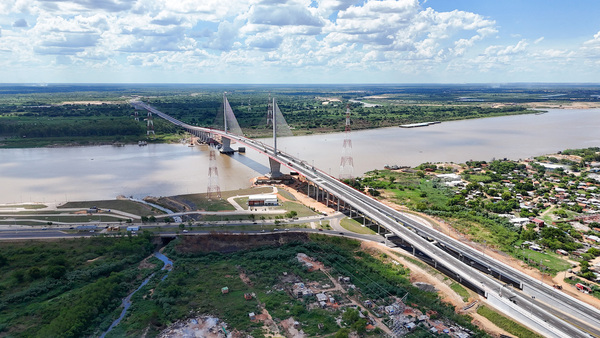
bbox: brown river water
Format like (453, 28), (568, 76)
(1, 108), (598, 204)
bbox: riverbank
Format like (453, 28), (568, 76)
(3, 100), (598, 149)
(0, 101), (565, 149)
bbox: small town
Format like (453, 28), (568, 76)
(384, 147), (600, 294)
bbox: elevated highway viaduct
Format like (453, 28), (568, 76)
(134, 100), (600, 338)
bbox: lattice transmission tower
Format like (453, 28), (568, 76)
(207, 138), (221, 200)
(339, 105), (354, 180)
(146, 111), (155, 136)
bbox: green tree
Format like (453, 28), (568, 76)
(342, 308), (359, 325)
(351, 318), (368, 333)
(12, 270), (24, 283)
(26, 267), (43, 281)
(520, 229), (538, 241)
(335, 328), (350, 338)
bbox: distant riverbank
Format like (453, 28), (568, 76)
(5, 100), (599, 149)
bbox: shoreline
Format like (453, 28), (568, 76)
(3, 105), (597, 149)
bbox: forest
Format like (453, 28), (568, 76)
(0, 233), (157, 337)
(3, 83), (594, 147)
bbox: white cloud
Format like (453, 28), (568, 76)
(484, 39), (528, 56)
(248, 1), (324, 27)
(5, 0), (595, 83)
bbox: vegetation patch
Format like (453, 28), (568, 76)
(59, 199), (160, 216)
(449, 282), (470, 302)
(476, 306), (543, 338)
(278, 201), (318, 217)
(0, 234), (158, 337)
(340, 217), (376, 235)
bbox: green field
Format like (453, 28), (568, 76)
(449, 282), (470, 302)
(476, 306), (543, 338)
(234, 197), (249, 209)
(59, 199), (160, 215)
(514, 248), (572, 274)
(340, 217), (377, 235)
(278, 201), (319, 217)
(0, 204), (47, 209)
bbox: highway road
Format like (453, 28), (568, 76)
(134, 101), (600, 337)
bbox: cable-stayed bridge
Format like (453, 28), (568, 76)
(131, 96), (600, 338)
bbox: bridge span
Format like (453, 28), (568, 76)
(132, 100), (600, 338)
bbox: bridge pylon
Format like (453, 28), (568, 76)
(220, 93), (237, 154)
(267, 96), (283, 178)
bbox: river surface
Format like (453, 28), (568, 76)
(1, 109), (599, 204)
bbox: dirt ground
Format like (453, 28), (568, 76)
(158, 316), (230, 338)
(275, 184), (335, 215)
(524, 101), (600, 109)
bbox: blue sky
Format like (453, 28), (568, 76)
(1, 0), (599, 83)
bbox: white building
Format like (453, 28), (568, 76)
(248, 194), (278, 206)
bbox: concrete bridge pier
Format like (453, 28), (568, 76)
(199, 131), (208, 143)
(220, 136), (235, 154)
(268, 158), (283, 178)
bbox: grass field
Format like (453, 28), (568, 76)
(515, 248), (572, 274)
(340, 217), (376, 235)
(449, 282), (470, 302)
(233, 197), (249, 209)
(278, 201), (318, 217)
(476, 306), (543, 338)
(276, 189), (297, 201)
(59, 199), (160, 215)
(0, 204), (47, 209)
(220, 187), (274, 199)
